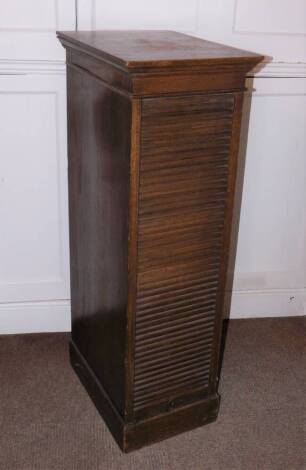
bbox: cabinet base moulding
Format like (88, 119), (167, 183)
(70, 340), (219, 453)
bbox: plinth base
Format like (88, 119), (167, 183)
(70, 341), (220, 452)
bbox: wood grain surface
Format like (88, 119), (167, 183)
(133, 93), (235, 419)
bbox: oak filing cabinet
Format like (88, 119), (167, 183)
(57, 30), (263, 452)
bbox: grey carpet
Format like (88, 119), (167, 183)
(0, 317), (305, 470)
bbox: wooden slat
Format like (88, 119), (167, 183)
(135, 336), (213, 362)
(132, 92), (234, 412)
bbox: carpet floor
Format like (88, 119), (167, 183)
(0, 317), (305, 470)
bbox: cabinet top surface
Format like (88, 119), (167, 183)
(57, 30), (263, 71)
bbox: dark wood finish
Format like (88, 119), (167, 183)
(59, 30), (261, 96)
(70, 340), (219, 452)
(58, 30), (263, 452)
(58, 30), (260, 71)
(67, 63), (131, 415)
(133, 93), (235, 420)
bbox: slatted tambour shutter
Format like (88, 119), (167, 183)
(133, 93), (235, 414)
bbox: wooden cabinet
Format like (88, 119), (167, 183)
(57, 30), (263, 452)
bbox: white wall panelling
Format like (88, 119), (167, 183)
(0, 60), (66, 75)
(233, 0), (306, 35)
(231, 77), (306, 317)
(0, 73), (71, 332)
(0, 0), (75, 61)
(77, 0), (198, 32)
(197, 0), (306, 72)
(1, 0), (59, 31)
(0, 1), (74, 333)
(0, 74), (71, 332)
(0, 74), (70, 303)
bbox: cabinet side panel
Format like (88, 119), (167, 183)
(67, 64), (131, 415)
(133, 93), (235, 417)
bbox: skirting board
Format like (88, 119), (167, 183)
(230, 288), (306, 319)
(0, 300), (71, 334)
(0, 289), (305, 334)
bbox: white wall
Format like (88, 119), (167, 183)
(0, 0), (75, 333)
(0, 1), (305, 333)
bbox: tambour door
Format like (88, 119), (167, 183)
(132, 93), (236, 418)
